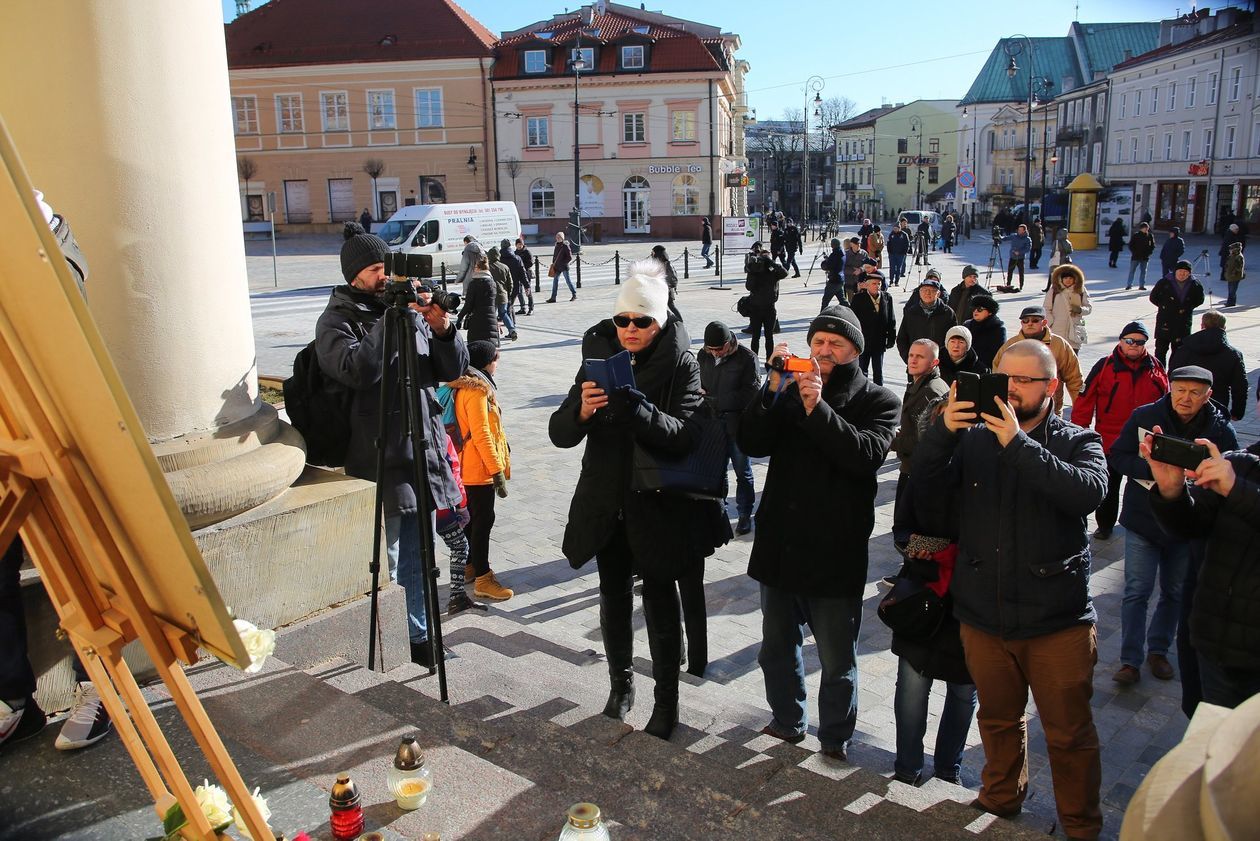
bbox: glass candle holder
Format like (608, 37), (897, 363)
(329, 773), (365, 841)
(558, 803), (611, 840)
(387, 736), (433, 810)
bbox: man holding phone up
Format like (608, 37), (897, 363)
(1107, 367), (1236, 688)
(914, 340), (1107, 841)
(739, 307), (899, 761)
(1144, 422), (1260, 709)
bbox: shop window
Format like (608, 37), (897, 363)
(671, 174), (699, 215)
(530, 178), (555, 217)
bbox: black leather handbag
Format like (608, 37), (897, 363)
(630, 354), (729, 500)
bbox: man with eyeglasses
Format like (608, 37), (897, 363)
(915, 339), (1107, 841)
(1108, 366), (1237, 689)
(992, 306), (1081, 416)
(1071, 322), (1169, 540)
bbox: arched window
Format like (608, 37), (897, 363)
(530, 178), (555, 217)
(671, 174), (699, 215)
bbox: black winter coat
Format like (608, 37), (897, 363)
(890, 469), (971, 685)
(820, 246), (844, 284)
(851, 290), (896, 351)
(548, 318), (730, 577)
(745, 253), (787, 308)
(897, 301), (955, 362)
(1129, 230), (1156, 260)
(938, 347), (987, 386)
(698, 341), (760, 436)
(892, 369), (948, 471)
(946, 282), (991, 326)
(458, 271), (499, 343)
(315, 285), (468, 516)
(1149, 276), (1205, 340)
(738, 361), (899, 597)
(1169, 328), (1249, 420)
(1107, 219), (1127, 252)
(887, 229), (911, 256)
(964, 316), (1007, 370)
(1110, 394), (1238, 546)
(914, 412), (1107, 640)
(1151, 449), (1260, 671)
(1160, 236), (1186, 272)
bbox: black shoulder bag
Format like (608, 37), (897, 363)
(630, 353), (730, 500)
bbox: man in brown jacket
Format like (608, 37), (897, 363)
(992, 306), (1082, 415)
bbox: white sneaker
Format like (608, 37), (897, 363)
(55, 682), (112, 750)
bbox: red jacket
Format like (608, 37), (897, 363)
(1071, 349), (1169, 453)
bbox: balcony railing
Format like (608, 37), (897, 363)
(1056, 126), (1086, 143)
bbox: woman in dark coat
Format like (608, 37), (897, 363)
(1107, 218), (1127, 267)
(962, 294), (1006, 370)
(651, 244), (683, 321)
(549, 260), (730, 741)
(456, 254), (499, 344)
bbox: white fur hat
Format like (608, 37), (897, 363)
(613, 259), (670, 326)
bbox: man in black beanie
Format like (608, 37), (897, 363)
(738, 306), (899, 761)
(315, 222), (469, 665)
(699, 320), (761, 535)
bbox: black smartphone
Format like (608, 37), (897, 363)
(955, 371), (981, 412)
(979, 373), (1009, 416)
(1150, 433), (1210, 470)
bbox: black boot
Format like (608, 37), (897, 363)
(641, 584), (681, 740)
(599, 597), (635, 720)
(678, 571), (708, 678)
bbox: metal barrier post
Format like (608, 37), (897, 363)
(614, 250), (620, 285)
(534, 256), (541, 293)
(683, 248), (690, 279)
(440, 262), (447, 289)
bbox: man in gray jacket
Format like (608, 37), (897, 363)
(915, 340), (1106, 840)
(1001, 224), (1033, 291)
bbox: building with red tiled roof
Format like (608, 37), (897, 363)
(225, 0), (498, 229)
(491, 3), (749, 239)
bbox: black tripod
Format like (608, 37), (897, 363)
(985, 239), (1005, 286)
(367, 286), (449, 702)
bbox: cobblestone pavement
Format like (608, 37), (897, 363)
(246, 228), (1260, 840)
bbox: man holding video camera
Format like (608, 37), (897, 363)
(738, 307), (899, 761)
(1107, 366), (1236, 687)
(316, 223), (469, 665)
(915, 339), (1107, 841)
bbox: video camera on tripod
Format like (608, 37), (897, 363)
(382, 251), (460, 312)
(991, 225), (1005, 245)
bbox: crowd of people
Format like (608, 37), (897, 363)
(9, 207), (1260, 841)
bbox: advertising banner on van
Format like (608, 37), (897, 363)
(440, 203), (519, 249)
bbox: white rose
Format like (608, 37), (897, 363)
(233, 619), (276, 674)
(233, 787), (272, 840)
(193, 780), (233, 832)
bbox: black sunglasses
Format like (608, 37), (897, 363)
(613, 314), (655, 329)
(1121, 337), (1147, 346)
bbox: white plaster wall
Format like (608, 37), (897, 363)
(0, 1), (259, 442)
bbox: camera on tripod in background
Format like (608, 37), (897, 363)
(991, 225), (1004, 245)
(382, 251), (461, 312)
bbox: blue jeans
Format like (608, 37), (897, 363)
(1120, 530), (1189, 668)
(726, 432), (754, 518)
(1198, 654), (1260, 708)
(385, 512), (430, 644)
(894, 656), (977, 783)
(497, 302), (516, 333)
(701, 242), (712, 266)
(1127, 259), (1149, 287)
(889, 253), (907, 282)
(758, 584), (861, 750)
(1226, 280), (1240, 305)
(551, 267), (575, 298)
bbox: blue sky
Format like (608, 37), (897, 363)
(222, 0), (1181, 116)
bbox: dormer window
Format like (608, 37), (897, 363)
(570, 46), (595, 69)
(524, 49), (548, 73)
(621, 45), (644, 69)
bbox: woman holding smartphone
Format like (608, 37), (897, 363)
(548, 261), (730, 741)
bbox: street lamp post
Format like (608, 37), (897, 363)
(803, 75), (824, 225)
(1037, 92), (1054, 212)
(962, 104), (979, 231)
(1004, 35), (1052, 224)
(567, 51), (588, 289)
(909, 116), (924, 211)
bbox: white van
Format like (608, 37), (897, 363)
(898, 210), (941, 237)
(377, 201), (522, 256)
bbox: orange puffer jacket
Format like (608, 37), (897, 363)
(450, 370), (510, 486)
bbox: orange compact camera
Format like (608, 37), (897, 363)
(770, 355), (814, 374)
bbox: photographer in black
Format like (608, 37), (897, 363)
(744, 241), (788, 360)
(316, 223), (469, 664)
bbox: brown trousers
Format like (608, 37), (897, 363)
(960, 623), (1102, 841)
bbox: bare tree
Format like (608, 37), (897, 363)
(362, 158), (386, 218)
(237, 156), (258, 220)
(817, 96), (859, 138)
(503, 156), (522, 206)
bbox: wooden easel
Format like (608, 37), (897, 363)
(0, 120), (272, 840)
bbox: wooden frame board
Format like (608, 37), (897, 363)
(0, 117), (271, 840)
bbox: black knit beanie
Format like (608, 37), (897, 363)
(808, 306), (865, 354)
(340, 222), (390, 283)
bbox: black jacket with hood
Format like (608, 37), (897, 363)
(548, 317), (730, 578)
(315, 285), (469, 517)
(1169, 327), (1249, 420)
